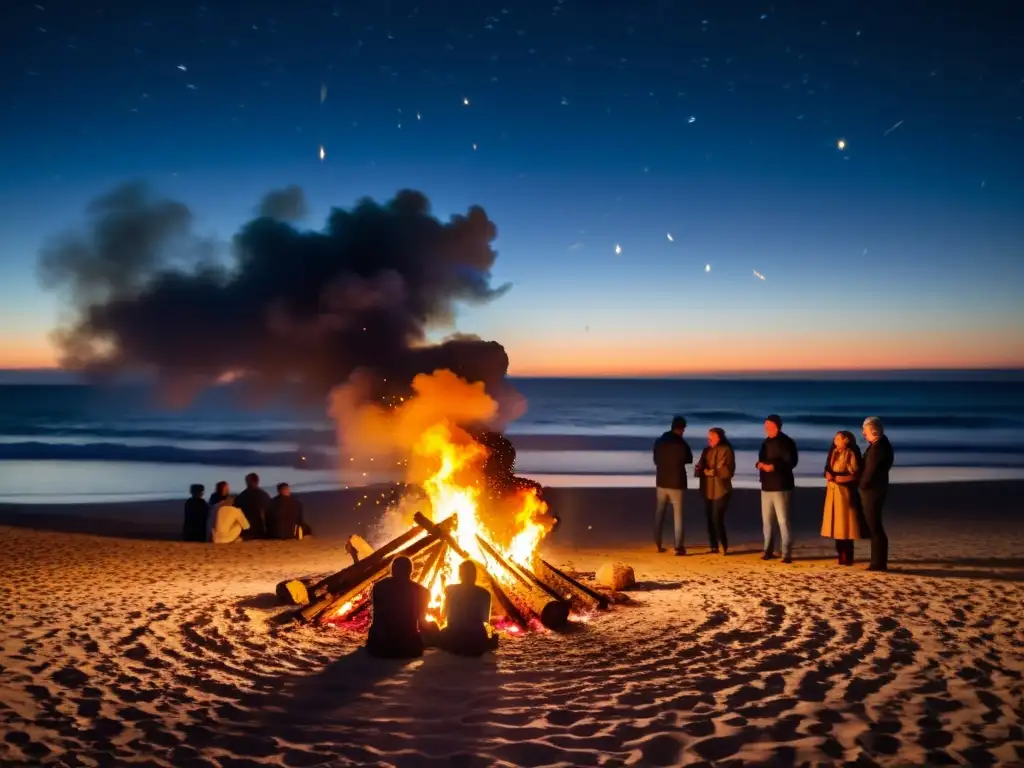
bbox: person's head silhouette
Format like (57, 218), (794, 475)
(392, 555), (413, 580)
(458, 559), (477, 585)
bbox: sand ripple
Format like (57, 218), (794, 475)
(1, 526), (1023, 767)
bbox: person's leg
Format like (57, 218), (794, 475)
(704, 498), (718, 551)
(669, 489), (685, 552)
(861, 490), (885, 570)
(777, 491), (793, 561)
(654, 488), (670, 551)
(715, 494), (729, 553)
(845, 539), (855, 565)
(760, 492), (776, 557)
(835, 539), (845, 564)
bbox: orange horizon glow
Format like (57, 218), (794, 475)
(1, 330), (1022, 377)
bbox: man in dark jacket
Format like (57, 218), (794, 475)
(234, 472), (271, 539)
(859, 416), (895, 571)
(653, 416), (693, 554)
(266, 482), (305, 539)
(757, 414), (799, 562)
(366, 556), (431, 658)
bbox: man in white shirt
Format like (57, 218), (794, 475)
(210, 496), (250, 544)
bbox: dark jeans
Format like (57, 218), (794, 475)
(655, 487), (685, 551)
(859, 488), (889, 569)
(704, 493), (730, 551)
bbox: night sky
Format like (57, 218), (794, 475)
(2, 0), (1022, 375)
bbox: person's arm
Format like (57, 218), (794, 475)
(236, 508), (251, 530)
(476, 588), (491, 624)
(834, 452), (859, 484)
(790, 437), (799, 469)
(652, 439), (660, 467)
(859, 445), (878, 488)
(682, 441), (693, 466)
(720, 447), (736, 480)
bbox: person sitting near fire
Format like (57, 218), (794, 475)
(366, 555), (431, 659)
(209, 495), (250, 544)
(234, 472), (271, 539)
(266, 482), (307, 539)
(182, 484), (209, 542)
(433, 560), (499, 657)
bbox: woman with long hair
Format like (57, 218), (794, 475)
(696, 427), (735, 554)
(822, 430), (863, 564)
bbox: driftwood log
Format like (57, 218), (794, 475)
(296, 515), (454, 624)
(474, 535), (570, 630)
(536, 558), (610, 611)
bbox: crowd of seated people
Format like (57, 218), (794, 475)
(182, 472), (311, 543)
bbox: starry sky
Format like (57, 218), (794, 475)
(1, 0), (1022, 376)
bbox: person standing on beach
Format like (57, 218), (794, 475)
(653, 416), (693, 554)
(859, 417), (895, 572)
(234, 472), (271, 539)
(822, 431), (863, 565)
(696, 428), (735, 553)
(757, 414), (799, 563)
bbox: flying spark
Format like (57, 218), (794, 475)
(837, 138), (847, 150)
(705, 263), (711, 273)
(320, 84), (327, 103)
(666, 233), (674, 241)
(462, 97), (470, 106)
(753, 269), (766, 280)
(883, 119), (903, 136)
(614, 244), (622, 255)
(177, 64), (187, 71)
(319, 145), (325, 161)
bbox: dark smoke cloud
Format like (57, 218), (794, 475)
(39, 182), (516, 411)
(256, 185), (308, 222)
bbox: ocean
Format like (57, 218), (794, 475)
(1, 374), (1023, 504)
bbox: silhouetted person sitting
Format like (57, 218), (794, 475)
(182, 484), (209, 542)
(209, 480), (230, 508)
(210, 495), (250, 544)
(435, 560), (499, 657)
(234, 472), (271, 539)
(366, 556), (430, 659)
(266, 482), (305, 539)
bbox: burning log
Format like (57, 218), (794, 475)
(536, 558), (610, 612)
(296, 515), (454, 624)
(412, 512), (530, 630)
(475, 535), (570, 630)
(314, 536), (445, 625)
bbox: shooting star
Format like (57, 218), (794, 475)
(666, 233), (674, 241)
(883, 119), (904, 137)
(753, 269), (766, 280)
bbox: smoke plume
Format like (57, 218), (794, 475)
(39, 182), (519, 417)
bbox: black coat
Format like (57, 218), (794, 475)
(860, 435), (894, 490)
(182, 497), (209, 542)
(653, 431), (693, 489)
(235, 487), (271, 538)
(266, 495), (304, 539)
(758, 433), (799, 491)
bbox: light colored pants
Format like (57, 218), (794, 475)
(761, 491), (793, 556)
(655, 487), (685, 551)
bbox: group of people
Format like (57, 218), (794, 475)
(182, 472), (311, 544)
(365, 555), (499, 659)
(653, 414), (895, 571)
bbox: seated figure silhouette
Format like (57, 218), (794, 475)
(365, 556), (430, 659)
(435, 560), (499, 657)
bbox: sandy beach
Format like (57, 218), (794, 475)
(2, 482), (1023, 767)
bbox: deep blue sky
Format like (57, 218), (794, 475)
(2, 0), (1022, 374)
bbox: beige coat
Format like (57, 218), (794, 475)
(699, 444), (735, 500)
(821, 448), (861, 539)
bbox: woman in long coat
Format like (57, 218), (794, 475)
(822, 430), (862, 565)
(697, 427), (735, 554)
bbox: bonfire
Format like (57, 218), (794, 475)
(284, 417), (607, 633)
